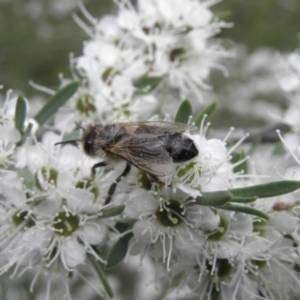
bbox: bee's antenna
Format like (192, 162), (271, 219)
(54, 140), (80, 146)
(75, 121), (85, 131)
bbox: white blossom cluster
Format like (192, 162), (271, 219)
(55, 0), (230, 131)
(272, 50), (300, 159)
(211, 47), (286, 122)
(1, 1), (300, 300)
(0, 92), (116, 299)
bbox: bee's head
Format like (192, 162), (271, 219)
(55, 123), (107, 157)
(81, 125), (99, 156)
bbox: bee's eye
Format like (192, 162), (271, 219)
(84, 139), (94, 155)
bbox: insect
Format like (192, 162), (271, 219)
(55, 121), (199, 204)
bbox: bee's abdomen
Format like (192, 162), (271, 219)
(162, 133), (198, 163)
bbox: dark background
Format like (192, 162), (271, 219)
(0, 0), (299, 96)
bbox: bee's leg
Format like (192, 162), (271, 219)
(91, 161), (107, 180)
(104, 164), (131, 205)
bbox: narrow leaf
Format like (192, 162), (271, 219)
(17, 167), (35, 189)
(133, 89), (151, 96)
(272, 142), (286, 156)
(193, 101), (217, 126)
(18, 122), (33, 146)
(168, 272), (184, 289)
(182, 26), (193, 34)
(34, 81), (79, 126)
(31, 196), (46, 206)
(88, 254), (114, 299)
(194, 191), (233, 207)
(15, 95), (27, 134)
(230, 181), (300, 198)
(98, 205), (125, 218)
(220, 203), (269, 220)
(214, 10), (231, 20)
(62, 130), (81, 142)
(169, 47), (186, 61)
(161, 272), (185, 299)
(231, 150), (248, 174)
(106, 232), (133, 269)
(114, 222), (134, 233)
(132, 75), (163, 92)
(175, 99), (193, 124)
(229, 197), (257, 204)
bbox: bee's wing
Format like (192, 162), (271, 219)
(107, 135), (174, 177)
(120, 121), (197, 134)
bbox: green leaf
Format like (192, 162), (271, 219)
(98, 205), (125, 218)
(62, 130), (81, 142)
(161, 272), (185, 299)
(214, 10), (232, 20)
(31, 196), (46, 206)
(169, 47), (186, 61)
(231, 150), (248, 174)
(101, 67), (119, 82)
(15, 95), (27, 134)
(168, 272), (184, 289)
(16, 167), (35, 189)
(193, 101), (217, 127)
(88, 254), (114, 299)
(175, 99), (193, 124)
(230, 181), (300, 198)
(18, 122), (33, 146)
(220, 203), (269, 220)
(34, 81), (79, 126)
(229, 197), (257, 204)
(272, 142), (286, 156)
(193, 191), (233, 207)
(132, 75), (164, 94)
(106, 232), (134, 269)
(114, 222), (135, 233)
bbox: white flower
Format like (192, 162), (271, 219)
(0, 93), (27, 167)
(0, 126), (21, 145)
(273, 211), (298, 234)
(273, 49), (300, 133)
(278, 51), (300, 93)
(79, 220), (108, 246)
(61, 237), (86, 268)
(0, 184), (46, 276)
(124, 188), (207, 270)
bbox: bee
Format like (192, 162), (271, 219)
(55, 121), (199, 204)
